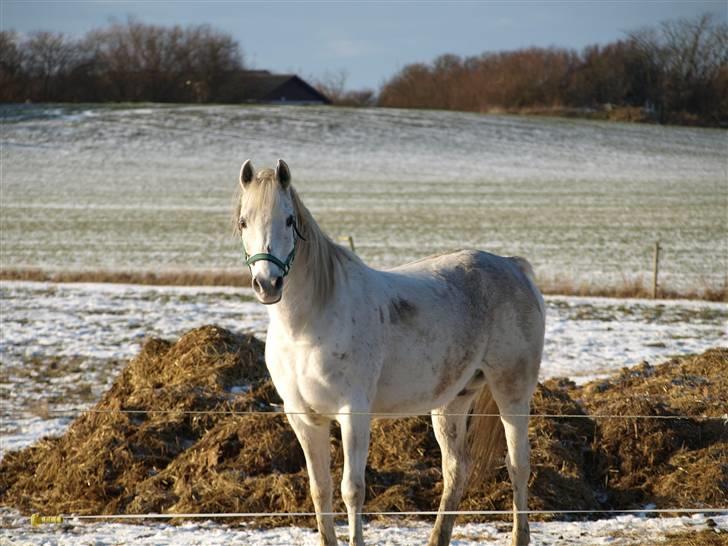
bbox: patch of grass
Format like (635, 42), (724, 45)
(538, 273), (727, 302)
(0, 268), (252, 288)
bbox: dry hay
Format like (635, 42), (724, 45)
(1, 326), (725, 527)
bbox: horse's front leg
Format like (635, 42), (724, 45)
(287, 413), (337, 546)
(339, 410), (371, 546)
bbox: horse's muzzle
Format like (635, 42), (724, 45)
(252, 274), (283, 304)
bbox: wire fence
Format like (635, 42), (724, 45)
(6, 392), (727, 528)
(18, 406), (728, 422)
(20, 507), (728, 520)
(9, 507), (728, 529)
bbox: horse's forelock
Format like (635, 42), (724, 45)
(238, 169), (282, 217)
(232, 168), (279, 235)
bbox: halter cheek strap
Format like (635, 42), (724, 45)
(242, 221), (305, 277)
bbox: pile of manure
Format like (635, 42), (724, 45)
(1, 325), (725, 526)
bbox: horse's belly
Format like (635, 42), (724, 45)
(373, 336), (485, 414)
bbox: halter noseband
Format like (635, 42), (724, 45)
(242, 221), (306, 277)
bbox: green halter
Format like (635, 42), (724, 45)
(242, 221), (305, 277)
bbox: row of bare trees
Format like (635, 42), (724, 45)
(379, 13), (727, 125)
(2, 14), (725, 125)
(1, 19), (244, 103)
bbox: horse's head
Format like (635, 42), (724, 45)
(236, 159), (301, 305)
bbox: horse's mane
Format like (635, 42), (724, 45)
(233, 168), (358, 308)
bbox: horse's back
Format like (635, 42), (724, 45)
(390, 249), (543, 317)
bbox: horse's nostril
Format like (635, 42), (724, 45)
(253, 275), (282, 295)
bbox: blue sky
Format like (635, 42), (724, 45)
(2, 1), (725, 90)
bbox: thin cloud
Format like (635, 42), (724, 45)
(326, 38), (372, 59)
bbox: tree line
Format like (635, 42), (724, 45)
(378, 13), (727, 126)
(1, 14), (726, 126)
(0, 19), (244, 103)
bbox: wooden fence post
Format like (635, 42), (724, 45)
(652, 241), (661, 299)
(338, 235), (356, 253)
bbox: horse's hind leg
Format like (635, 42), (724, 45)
(496, 399), (532, 546)
(287, 413), (337, 546)
(427, 393), (475, 546)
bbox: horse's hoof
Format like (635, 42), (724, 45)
(510, 531), (530, 546)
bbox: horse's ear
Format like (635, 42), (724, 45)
(240, 160), (254, 188)
(276, 159), (291, 189)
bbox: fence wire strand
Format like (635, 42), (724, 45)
(58, 507), (728, 518)
(7, 393), (726, 528)
(4, 507), (727, 526)
(23, 406), (728, 421)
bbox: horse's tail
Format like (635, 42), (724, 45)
(467, 384), (506, 488)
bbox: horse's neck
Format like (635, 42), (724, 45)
(268, 262), (319, 329)
(267, 237), (349, 334)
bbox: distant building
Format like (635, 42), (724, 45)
(236, 71), (330, 105)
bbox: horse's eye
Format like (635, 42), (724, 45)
(286, 215), (294, 227)
(239, 218), (247, 229)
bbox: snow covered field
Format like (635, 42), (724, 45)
(1, 509), (726, 545)
(0, 280), (726, 544)
(3, 104), (726, 292)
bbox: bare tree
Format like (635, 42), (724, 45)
(628, 12), (728, 120)
(0, 31), (24, 101)
(311, 69), (375, 106)
(22, 31), (80, 100)
(313, 69), (349, 103)
(83, 18), (245, 102)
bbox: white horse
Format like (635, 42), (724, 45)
(234, 160), (545, 546)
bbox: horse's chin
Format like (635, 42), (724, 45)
(257, 294), (282, 305)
